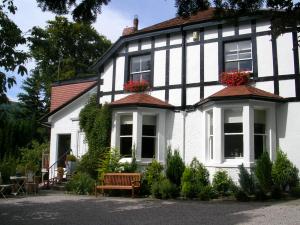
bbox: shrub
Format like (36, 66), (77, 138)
(66, 172), (95, 195)
(271, 185), (282, 199)
(212, 170), (234, 197)
(254, 151), (273, 194)
(0, 155), (18, 183)
(290, 186), (300, 198)
(198, 185), (217, 201)
(272, 149), (299, 191)
(181, 158), (209, 198)
(122, 151), (137, 173)
(238, 164), (255, 195)
(66, 154), (77, 162)
(151, 177), (177, 199)
(144, 160), (164, 187)
(166, 148), (185, 187)
(234, 188), (250, 202)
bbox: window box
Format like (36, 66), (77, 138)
(220, 71), (250, 86)
(124, 80), (150, 92)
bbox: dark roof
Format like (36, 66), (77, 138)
(110, 93), (174, 109)
(196, 85), (285, 106)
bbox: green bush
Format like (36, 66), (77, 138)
(198, 185), (217, 201)
(234, 188), (250, 202)
(0, 155), (18, 183)
(144, 160), (164, 187)
(238, 164), (255, 195)
(212, 170), (234, 197)
(151, 177), (177, 199)
(290, 186), (300, 198)
(181, 158), (209, 198)
(272, 149), (299, 191)
(66, 172), (95, 195)
(255, 151), (273, 194)
(166, 148), (185, 187)
(122, 151), (137, 173)
(271, 185), (282, 199)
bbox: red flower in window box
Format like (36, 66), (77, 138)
(220, 71), (250, 86)
(124, 80), (150, 92)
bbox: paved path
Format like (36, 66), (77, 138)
(0, 190), (300, 225)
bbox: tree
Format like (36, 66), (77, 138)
(0, 0), (28, 103)
(175, 0), (210, 17)
(36, 0), (111, 23)
(28, 16), (111, 105)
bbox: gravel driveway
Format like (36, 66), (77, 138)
(0, 190), (300, 225)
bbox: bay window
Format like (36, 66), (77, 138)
(120, 115), (133, 157)
(254, 110), (267, 159)
(207, 111), (213, 160)
(142, 115), (157, 158)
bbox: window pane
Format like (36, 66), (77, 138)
(224, 123), (243, 133)
(142, 125), (156, 136)
(225, 52), (238, 61)
(254, 123), (265, 134)
(142, 137), (155, 158)
(239, 50), (252, 59)
(130, 57), (140, 73)
(225, 135), (243, 157)
(225, 42), (238, 53)
(254, 135), (265, 159)
(132, 73), (142, 81)
(141, 55), (151, 71)
(141, 72), (150, 82)
(238, 40), (251, 50)
(225, 61), (238, 71)
(120, 137), (132, 156)
(239, 60), (252, 71)
(120, 124), (132, 136)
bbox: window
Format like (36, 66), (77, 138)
(224, 109), (243, 158)
(254, 110), (267, 159)
(207, 111), (213, 160)
(224, 40), (252, 72)
(120, 115), (133, 157)
(142, 115), (156, 158)
(129, 55), (151, 82)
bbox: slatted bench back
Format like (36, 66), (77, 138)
(103, 173), (141, 187)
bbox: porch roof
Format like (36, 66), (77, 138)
(110, 93), (174, 109)
(195, 85), (285, 106)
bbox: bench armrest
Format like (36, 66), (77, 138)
(131, 180), (141, 187)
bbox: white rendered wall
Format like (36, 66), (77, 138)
(257, 35), (273, 77)
(254, 81), (274, 94)
(204, 27), (218, 40)
(170, 33), (182, 45)
(128, 42), (138, 52)
(222, 25), (234, 37)
(277, 32), (295, 75)
(277, 102), (300, 169)
(186, 45), (200, 84)
(153, 50), (166, 87)
(279, 80), (296, 98)
(169, 47), (182, 85)
(155, 36), (166, 48)
(186, 87), (200, 105)
(100, 61), (113, 92)
(204, 42), (219, 82)
(115, 56), (125, 91)
(204, 85), (223, 98)
(168, 88), (181, 106)
(150, 90), (165, 102)
(141, 39), (151, 50)
(239, 22), (251, 35)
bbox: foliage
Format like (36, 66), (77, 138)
(0, 1), (28, 103)
(290, 186), (300, 198)
(66, 172), (95, 195)
(144, 160), (164, 189)
(66, 154), (77, 162)
(151, 177), (177, 199)
(198, 185), (217, 201)
(166, 148), (185, 187)
(28, 16), (111, 105)
(238, 164), (255, 195)
(122, 153), (138, 173)
(175, 0), (210, 17)
(124, 80), (150, 92)
(36, 0), (111, 23)
(212, 170), (234, 196)
(76, 152), (100, 179)
(181, 158), (209, 198)
(272, 149), (299, 190)
(234, 188), (250, 202)
(97, 148), (121, 179)
(0, 155), (18, 183)
(255, 151), (273, 194)
(220, 71), (250, 86)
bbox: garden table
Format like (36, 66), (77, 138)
(10, 176), (27, 195)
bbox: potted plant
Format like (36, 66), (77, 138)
(15, 164), (25, 177)
(220, 71), (251, 86)
(57, 167), (64, 182)
(124, 80), (150, 92)
(65, 154), (77, 175)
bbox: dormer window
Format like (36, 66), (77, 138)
(129, 55), (151, 82)
(224, 40), (252, 72)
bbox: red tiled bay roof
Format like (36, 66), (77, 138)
(196, 85), (284, 106)
(110, 93), (174, 109)
(50, 80), (96, 112)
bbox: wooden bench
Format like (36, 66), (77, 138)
(95, 173), (141, 197)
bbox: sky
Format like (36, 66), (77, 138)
(7, 0), (177, 101)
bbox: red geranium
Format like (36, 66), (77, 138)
(220, 71), (250, 86)
(124, 80), (150, 92)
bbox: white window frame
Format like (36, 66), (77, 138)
(119, 114), (133, 157)
(141, 115), (157, 159)
(129, 55), (151, 82)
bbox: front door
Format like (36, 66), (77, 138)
(57, 134), (71, 167)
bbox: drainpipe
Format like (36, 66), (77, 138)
(182, 110), (187, 163)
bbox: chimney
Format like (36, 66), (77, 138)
(122, 15), (139, 36)
(133, 15), (138, 31)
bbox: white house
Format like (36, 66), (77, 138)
(46, 9), (300, 181)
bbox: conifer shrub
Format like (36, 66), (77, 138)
(272, 149), (299, 191)
(151, 177), (177, 199)
(166, 148), (185, 187)
(66, 172), (95, 195)
(238, 164), (255, 195)
(254, 151), (273, 194)
(212, 170), (234, 197)
(143, 160), (164, 193)
(290, 186), (300, 198)
(181, 158), (209, 198)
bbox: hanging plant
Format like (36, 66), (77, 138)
(124, 80), (150, 92)
(220, 71), (250, 86)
